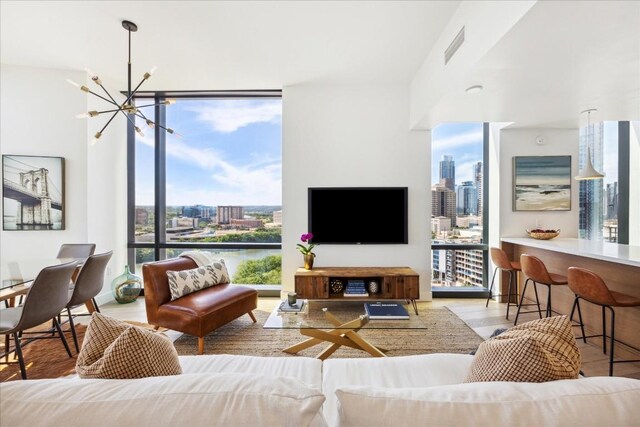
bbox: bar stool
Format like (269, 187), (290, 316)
(514, 254), (568, 325)
(568, 267), (640, 376)
(485, 247), (522, 320)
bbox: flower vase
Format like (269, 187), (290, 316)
(111, 265), (142, 304)
(303, 253), (315, 270)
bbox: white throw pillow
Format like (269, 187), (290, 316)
(0, 373), (327, 427)
(336, 377), (640, 427)
(166, 260), (230, 301)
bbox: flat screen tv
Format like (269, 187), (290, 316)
(308, 187), (408, 244)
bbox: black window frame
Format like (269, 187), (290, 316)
(126, 90), (283, 275)
(432, 122), (490, 298)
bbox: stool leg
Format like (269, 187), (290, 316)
(532, 281), (542, 319)
(602, 305), (607, 354)
(570, 296), (587, 343)
(505, 270), (514, 320)
(546, 284), (552, 317)
(13, 332), (26, 380)
(608, 306), (615, 377)
(486, 268), (498, 307)
(514, 278), (529, 326)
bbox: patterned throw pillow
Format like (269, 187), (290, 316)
(166, 260), (230, 301)
(465, 315), (581, 383)
(76, 312), (182, 379)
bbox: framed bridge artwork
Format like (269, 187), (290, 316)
(2, 155), (65, 230)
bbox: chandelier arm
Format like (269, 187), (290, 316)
(134, 101), (172, 109)
(86, 89), (120, 106)
(122, 76), (150, 106)
(133, 112), (169, 132)
(97, 111), (121, 136)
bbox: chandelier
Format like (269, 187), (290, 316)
(68, 20), (177, 145)
(575, 108), (604, 180)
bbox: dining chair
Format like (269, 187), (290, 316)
(0, 261), (77, 380)
(56, 243), (96, 260)
(65, 251), (112, 352)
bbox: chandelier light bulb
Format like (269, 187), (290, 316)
(164, 99), (176, 105)
(66, 79), (80, 88)
(91, 131), (102, 146)
(146, 119), (155, 128)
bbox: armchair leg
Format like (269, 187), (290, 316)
(198, 337), (205, 355)
(248, 311), (257, 323)
(13, 333), (27, 380)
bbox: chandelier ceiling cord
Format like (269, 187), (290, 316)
(68, 20), (177, 145)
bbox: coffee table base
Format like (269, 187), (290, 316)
(282, 309), (388, 360)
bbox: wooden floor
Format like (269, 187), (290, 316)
(88, 296), (640, 379)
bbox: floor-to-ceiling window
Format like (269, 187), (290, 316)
(128, 92), (282, 289)
(578, 121), (631, 243)
(431, 123), (488, 297)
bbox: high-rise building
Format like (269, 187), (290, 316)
(432, 182), (456, 227)
(217, 206), (244, 224)
(182, 205), (211, 218)
(273, 210), (283, 225)
(606, 182), (618, 220)
(135, 208), (149, 225)
(439, 155), (455, 191)
(473, 161), (483, 216)
(578, 122), (604, 240)
(456, 181), (478, 216)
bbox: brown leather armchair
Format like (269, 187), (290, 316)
(143, 257), (258, 354)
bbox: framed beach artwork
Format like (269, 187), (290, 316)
(513, 156), (571, 211)
(2, 155), (65, 230)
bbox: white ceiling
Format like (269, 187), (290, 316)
(0, 1), (459, 88)
(1, 1), (638, 129)
(425, 0), (640, 128)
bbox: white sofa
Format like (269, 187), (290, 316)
(1, 353), (639, 427)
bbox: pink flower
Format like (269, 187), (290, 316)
(297, 232), (317, 255)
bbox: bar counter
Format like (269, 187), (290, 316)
(501, 237), (640, 359)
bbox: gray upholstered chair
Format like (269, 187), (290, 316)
(56, 243), (96, 260)
(0, 262), (77, 379)
(65, 251), (112, 352)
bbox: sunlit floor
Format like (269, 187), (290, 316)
(85, 296), (640, 379)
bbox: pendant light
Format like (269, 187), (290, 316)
(68, 20), (178, 145)
(575, 108), (604, 180)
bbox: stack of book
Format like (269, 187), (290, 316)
(343, 279), (369, 297)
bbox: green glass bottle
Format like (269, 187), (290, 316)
(111, 265), (142, 304)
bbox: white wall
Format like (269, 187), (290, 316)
(282, 85), (431, 299)
(85, 93), (128, 304)
(0, 65), (88, 268)
(499, 128), (579, 238)
(629, 121), (640, 245)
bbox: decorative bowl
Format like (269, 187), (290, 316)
(526, 229), (560, 240)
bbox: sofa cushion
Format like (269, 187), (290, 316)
(167, 260), (229, 301)
(322, 353), (474, 427)
(335, 377), (640, 427)
(0, 373), (327, 427)
(465, 315), (580, 383)
(76, 312), (182, 379)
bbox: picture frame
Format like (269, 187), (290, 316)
(513, 155), (571, 211)
(2, 154), (65, 230)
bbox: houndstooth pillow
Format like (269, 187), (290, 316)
(166, 260), (230, 301)
(465, 315), (581, 383)
(76, 312), (182, 379)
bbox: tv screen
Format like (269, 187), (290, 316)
(308, 187), (408, 244)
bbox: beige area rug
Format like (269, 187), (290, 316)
(173, 305), (483, 358)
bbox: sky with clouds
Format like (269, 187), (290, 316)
(135, 98), (282, 206)
(431, 122), (483, 186)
